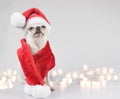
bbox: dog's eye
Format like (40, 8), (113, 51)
(29, 27), (34, 31)
(41, 25), (46, 29)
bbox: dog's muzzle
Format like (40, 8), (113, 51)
(33, 26), (42, 37)
(36, 26), (41, 32)
(36, 26), (41, 33)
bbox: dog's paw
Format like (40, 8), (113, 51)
(50, 86), (55, 91)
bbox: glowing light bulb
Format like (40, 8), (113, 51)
(7, 79), (12, 86)
(83, 77), (88, 81)
(2, 72), (7, 76)
(72, 72), (78, 79)
(87, 70), (94, 76)
(60, 81), (67, 91)
(0, 85), (3, 90)
(86, 81), (91, 87)
(106, 74), (112, 80)
(95, 68), (101, 74)
(51, 70), (57, 78)
(13, 70), (17, 75)
(7, 69), (12, 76)
(113, 75), (119, 80)
(2, 85), (8, 90)
(0, 81), (3, 85)
(99, 75), (105, 81)
(62, 78), (67, 84)
(8, 83), (13, 88)
(82, 64), (88, 71)
(1, 76), (7, 82)
(102, 67), (107, 74)
(67, 78), (72, 84)
(109, 68), (114, 74)
(60, 81), (66, 87)
(57, 69), (63, 75)
(11, 76), (16, 82)
(65, 73), (71, 79)
(79, 73), (84, 79)
(80, 81), (85, 87)
(119, 73), (120, 76)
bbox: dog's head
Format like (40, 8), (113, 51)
(25, 23), (47, 40)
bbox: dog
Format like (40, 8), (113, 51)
(17, 23), (54, 91)
(11, 8), (55, 98)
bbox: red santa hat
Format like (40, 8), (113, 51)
(10, 8), (51, 32)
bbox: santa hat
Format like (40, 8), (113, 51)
(10, 8), (51, 32)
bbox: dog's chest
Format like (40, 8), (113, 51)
(26, 37), (47, 55)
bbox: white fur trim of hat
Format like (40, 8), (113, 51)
(24, 84), (51, 98)
(24, 17), (51, 32)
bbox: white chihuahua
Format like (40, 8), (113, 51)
(17, 23), (54, 91)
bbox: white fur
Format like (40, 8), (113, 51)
(25, 23), (48, 55)
(10, 12), (26, 28)
(24, 84), (51, 98)
(26, 34), (47, 55)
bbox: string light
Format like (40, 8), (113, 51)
(113, 75), (119, 80)
(82, 64), (88, 71)
(99, 75), (105, 81)
(102, 67), (107, 74)
(51, 70), (57, 78)
(87, 70), (94, 76)
(0, 65), (120, 91)
(79, 73), (84, 79)
(80, 81), (86, 88)
(83, 77), (88, 81)
(72, 72), (78, 79)
(109, 68), (114, 74)
(65, 73), (71, 79)
(67, 78), (72, 84)
(119, 73), (120, 76)
(95, 68), (101, 74)
(57, 69), (63, 75)
(85, 80), (91, 88)
(50, 65), (120, 90)
(0, 69), (17, 90)
(106, 74), (112, 80)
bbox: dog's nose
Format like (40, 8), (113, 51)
(36, 26), (41, 31)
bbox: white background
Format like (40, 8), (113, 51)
(0, 0), (120, 71)
(0, 0), (120, 99)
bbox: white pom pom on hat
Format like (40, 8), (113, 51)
(10, 8), (51, 32)
(10, 12), (26, 28)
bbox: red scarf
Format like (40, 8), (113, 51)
(17, 39), (55, 85)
